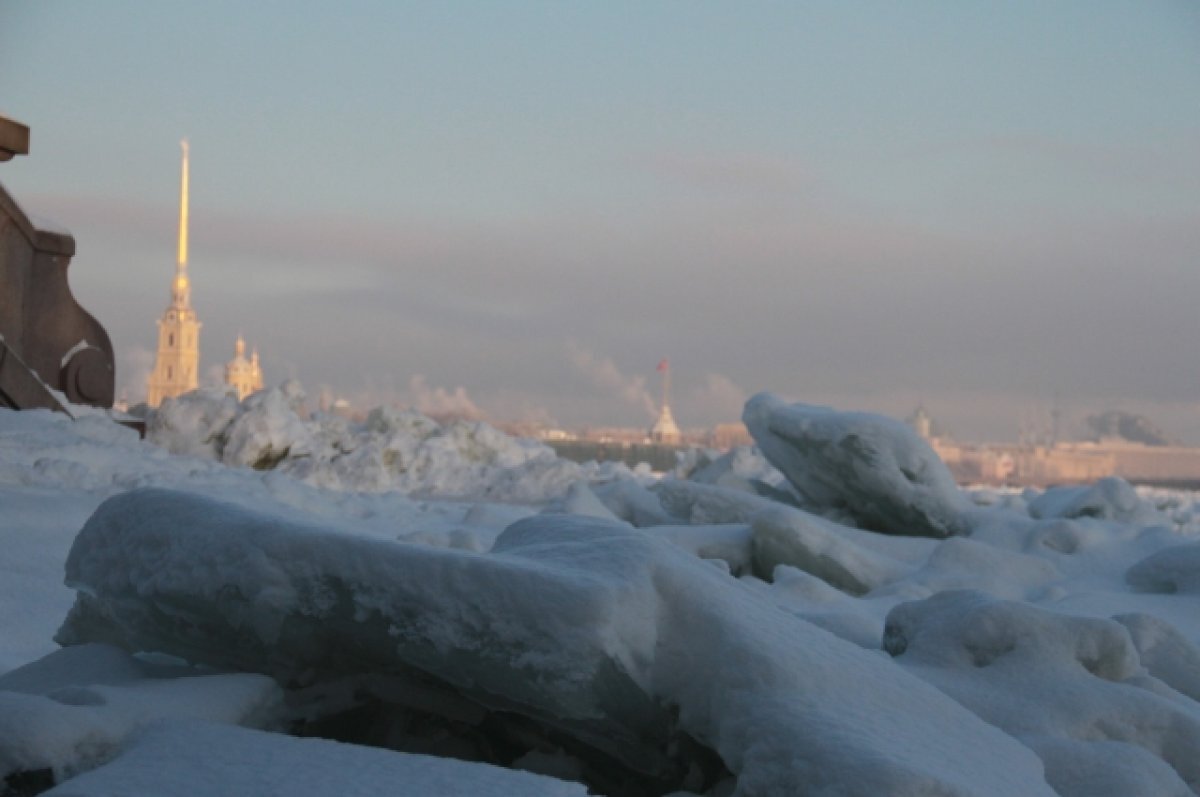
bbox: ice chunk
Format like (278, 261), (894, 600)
(684, 445), (792, 499)
(592, 478), (680, 526)
(146, 388), (239, 459)
(647, 524), (753, 576)
(59, 489), (1053, 795)
(544, 480), (624, 522)
(742, 392), (969, 537)
(1028, 477), (1161, 525)
(143, 381), (593, 502)
(222, 385), (318, 470)
(653, 478), (780, 526)
(751, 507), (911, 594)
(1115, 613), (1200, 703)
(1125, 543), (1200, 594)
(906, 537), (1063, 601)
(885, 590), (1200, 795)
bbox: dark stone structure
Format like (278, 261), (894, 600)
(0, 116), (115, 412)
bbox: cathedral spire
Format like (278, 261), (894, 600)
(147, 139), (201, 407)
(172, 139), (191, 307)
(178, 138), (189, 270)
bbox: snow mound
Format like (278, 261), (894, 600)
(43, 720), (589, 797)
(145, 388), (240, 460)
(146, 383), (633, 502)
(676, 445), (793, 499)
(1116, 613), (1200, 703)
(885, 590), (1200, 796)
(1126, 543), (1200, 594)
(0, 644), (280, 784)
(742, 392), (970, 537)
(57, 488), (1054, 795)
(1029, 477), (1161, 525)
(751, 507), (912, 594)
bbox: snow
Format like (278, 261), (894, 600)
(1126, 543), (1200, 594)
(0, 645), (280, 784)
(147, 382), (637, 502)
(884, 590), (1200, 796)
(743, 392), (971, 536)
(58, 340), (92, 370)
(1028, 477), (1161, 524)
(43, 721), (589, 797)
(3, 391), (1200, 795)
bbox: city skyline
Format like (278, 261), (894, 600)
(2, 2), (1197, 441)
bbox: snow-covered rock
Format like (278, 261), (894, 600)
(742, 392), (970, 537)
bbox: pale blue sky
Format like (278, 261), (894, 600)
(2, 2), (1197, 439)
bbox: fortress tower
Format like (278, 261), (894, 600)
(146, 140), (201, 407)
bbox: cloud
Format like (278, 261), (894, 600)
(565, 341), (657, 420)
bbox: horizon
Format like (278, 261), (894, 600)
(2, 2), (1197, 442)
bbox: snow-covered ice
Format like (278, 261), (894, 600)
(743, 392), (971, 537)
(147, 383), (638, 503)
(3, 390), (1200, 795)
(42, 721), (589, 797)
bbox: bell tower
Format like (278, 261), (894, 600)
(146, 140), (201, 407)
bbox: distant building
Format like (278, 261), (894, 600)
(649, 403), (682, 445)
(648, 357), (682, 445)
(224, 334), (263, 400)
(907, 405), (933, 440)
(147, 140), (200, 407)
(707, 422), (753, 450)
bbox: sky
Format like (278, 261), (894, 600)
(1, 1), (1198, 441)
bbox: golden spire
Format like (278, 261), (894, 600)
(178, 138), (189, 270)
(172, 139), (191, 307)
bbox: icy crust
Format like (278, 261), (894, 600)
(57, 489), (1054, 796)
(43, 720), (589, 797)
(146, 383), (636, 502)
(0, 644), (281, 784)
(742, 392), (970, 537)
(884, 591), (1200, 796)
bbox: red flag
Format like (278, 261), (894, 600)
(657, 358), (669, 373)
